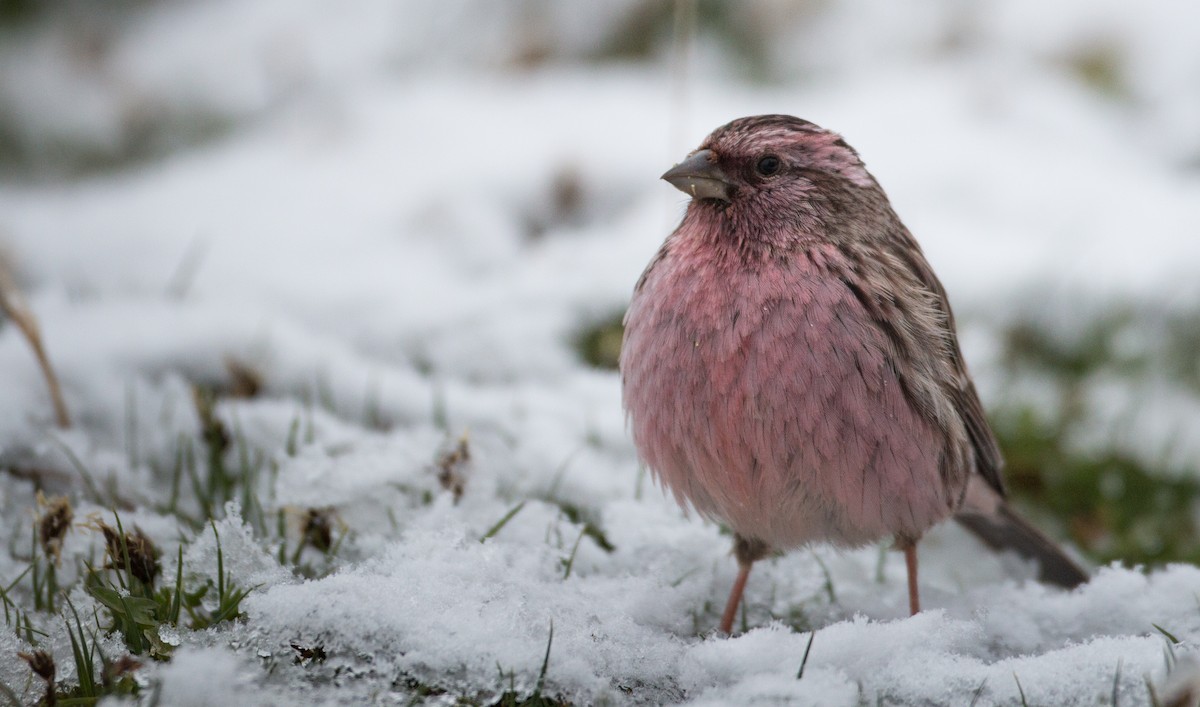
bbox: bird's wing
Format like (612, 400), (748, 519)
(888, 229), (1006, 497)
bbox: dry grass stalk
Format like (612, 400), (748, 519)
(89, 518), (161, 588)
(37, 492), (74, 563)
(0, 257), (71, 428)
(223, 357), (263, 398)
(18, 649), (56, 706)
(300, 507), (337, 554)
(436, 433), (471, 503)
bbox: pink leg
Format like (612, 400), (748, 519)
(720, 536), (770, 635)
(905, 543), (920, 615)
(719, 561), (754, 635)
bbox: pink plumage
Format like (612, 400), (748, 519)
(623, 238), (956, 549)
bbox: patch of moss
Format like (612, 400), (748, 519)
(1065, 41), (1127, 99)
(574, 313), (624, 371)
(993, 305), (1200, 567)
(994, 403), (1200, 566)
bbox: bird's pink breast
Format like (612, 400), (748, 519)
(621, 237), (956, 548)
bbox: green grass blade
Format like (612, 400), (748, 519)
(481, 502), (526, 543)
(533, 621), (553, 698)
(796, 631), (816, 680)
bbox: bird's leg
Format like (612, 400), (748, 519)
(718, 563), (752, 636)
(719, 535), (770, 635)
(905, 544), (920, 615)
(896, 535), (921, 615)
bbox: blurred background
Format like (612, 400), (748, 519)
(2, 0), (1199, 568)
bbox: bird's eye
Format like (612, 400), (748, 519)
(756, 155), (781, 176)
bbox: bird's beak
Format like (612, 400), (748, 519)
(661, 149), (732, 202)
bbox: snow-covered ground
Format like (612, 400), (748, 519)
(1, 2), (1199, 705)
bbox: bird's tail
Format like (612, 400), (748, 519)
(953, 478), (1089, 589)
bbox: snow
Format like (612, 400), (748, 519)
(151, 645), (269, 707)
(1, 1), (1199, 705)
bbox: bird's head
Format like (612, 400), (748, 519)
(662, 115), (877, 221)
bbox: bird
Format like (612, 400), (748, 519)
(619, 114), (1087, 635)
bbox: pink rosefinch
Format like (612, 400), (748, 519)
(620, 115), (1086, 634)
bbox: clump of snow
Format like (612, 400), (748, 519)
(182, 503), (293, 591)
(151, 645), (271, 707)
(1, 1), (1199, 705)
